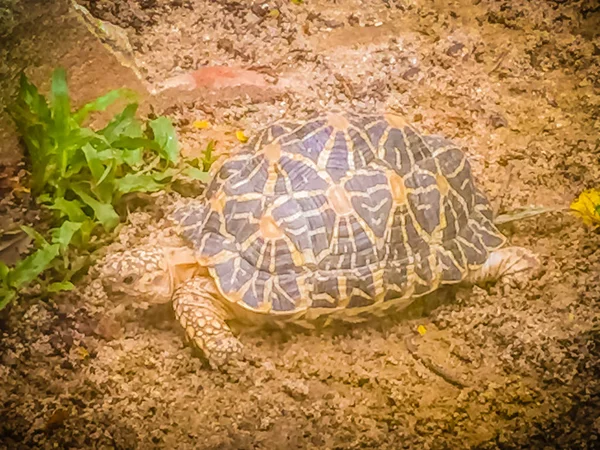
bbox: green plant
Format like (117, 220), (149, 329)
(0, 68), (210, 309)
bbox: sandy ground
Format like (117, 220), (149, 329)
(1, 0), (600, 448)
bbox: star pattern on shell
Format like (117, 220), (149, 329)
(171, 112), (506, 317)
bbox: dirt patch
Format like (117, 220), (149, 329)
(1, 0), (600, 449)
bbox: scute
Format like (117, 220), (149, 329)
(172, 111), (507, 315)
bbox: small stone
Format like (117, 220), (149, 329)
(251, 2), (270, 17)
(49, 334), (63, 352)
(348, 14), (360, 26)
(45, 408), (69, 430)
(489, 113), (508, 128)
(94, 316), (123, 341)
(1, 351), (18, 367)
(446, 42), (466, 56)
(217, 38), (234, 53)
(282, 379), (309, 400)
(402, 67), (420, 80)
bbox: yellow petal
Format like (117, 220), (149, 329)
(570, 189), (600, 226)
(236, 130), (249, 143)
(417, 325), (427, 336)
(269, 8), (280, 18)
(193, 120), (210, 129)
(77, 346), (89, 360)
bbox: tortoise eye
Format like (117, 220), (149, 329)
(123, 276), (135, 285)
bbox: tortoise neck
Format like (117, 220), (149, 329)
(164, 246), (203, 289)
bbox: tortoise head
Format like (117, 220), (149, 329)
(99, 245), (201, 304)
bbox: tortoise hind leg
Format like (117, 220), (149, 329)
(172, 276), (243, 369)
(467, 246), (541, 288)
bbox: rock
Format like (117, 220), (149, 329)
(402, 67), (420, 80)
(282, 379), (309, 400)
(489, 113), (508, 128)
(45, 408), (69, 430)
(156, 65), (270, 93)
(447, 42), (466, 57)
(94, 316), (124, 341)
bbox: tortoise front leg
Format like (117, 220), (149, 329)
(172, 276), (243, 369)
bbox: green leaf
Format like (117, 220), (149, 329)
(122, 148), (144, 167)
(51, 221), (82, 251)
(20, 225), (49, 247)
(48, 198), (88, 222)
(50, 68), (71, 140)
(73, 88), (138, 125)
(7, 77), (55, 193)
(9, 244), (60, 289)
(0, 262), (9, 282)
(37, 193), (53, 204)
(0, 288), (17, 311)
(201, 140), (218, 171)
(81, 143), (107, 182)
(151, 167), (179, 182)
(48, 281), (75, 293)
(76, 219), (97, 247)
(71, 185), (120, 231)
(13, 72), (51, 123)
(116, 173), (164, 194)
(149, 117), (179, 164)
(111, 136), (162, 151)
(101, 103), (142, 142)
(183, 166), (211, 182)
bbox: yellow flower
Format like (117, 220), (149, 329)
(417, 325), (427, 336)
(236, 130), (249, 143)
(570, 189), (600, 226)
(193, 120), (210, 129)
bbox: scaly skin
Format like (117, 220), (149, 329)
(466, 246), (541, 288)
(172, 276), (244, 369)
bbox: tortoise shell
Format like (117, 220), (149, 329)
(172, 112), (506, 316)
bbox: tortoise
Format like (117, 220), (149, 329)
(99, 111), (540, 369)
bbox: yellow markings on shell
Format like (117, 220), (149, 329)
(337, 275), (349, 307)
(327, 113), (350, 131)
(263, 142), (281, 195)
(326, 184), (353, 216)
(263, 142), (282, 163)
(372, 267), (385, 303)
(387, 171), (408, 205)
(210, 191), (227, 214)
(316, 123), (339, 170)
(436, 174), (450, 196)
(429, 173), (450, 244)
(259, 215), (284, 239)
(259, 278), (274, 313)
(221, 287), (245, 306)
(383, 112), (410, 129)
